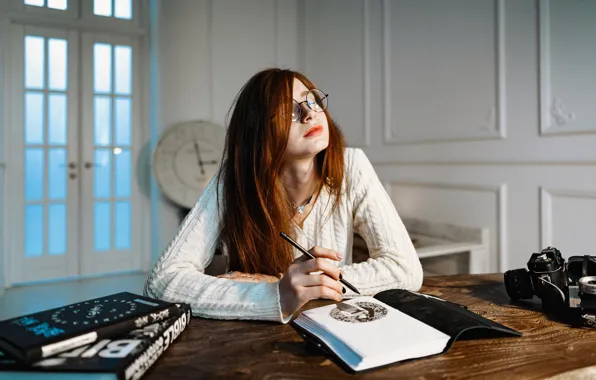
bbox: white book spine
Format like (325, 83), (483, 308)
(40, 332), (98, 358)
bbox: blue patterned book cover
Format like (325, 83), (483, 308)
(0, 292), (184, 364)
(0, 304), (191, 380)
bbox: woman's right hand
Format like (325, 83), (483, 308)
(278, 247), (345, 318)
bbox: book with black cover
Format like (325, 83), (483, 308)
(0, 303), (191, 380)
(291, 289), (521, 372)
(0, 292), (185, 364)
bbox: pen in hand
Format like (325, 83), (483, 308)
(279, 231), (361, 295)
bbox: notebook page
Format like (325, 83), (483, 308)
(299, 297), (450, 360)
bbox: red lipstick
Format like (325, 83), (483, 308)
(304, 124), (323, 138)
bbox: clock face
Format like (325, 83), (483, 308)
(50, 299), (138, 326)
(153, 121), (226, 208)
(172, 140), (219, 190)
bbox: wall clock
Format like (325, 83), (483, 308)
(153, 121), (226, 209)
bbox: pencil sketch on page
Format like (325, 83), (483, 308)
(330, 302), (388, 323)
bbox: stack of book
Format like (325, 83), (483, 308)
(0, 292), (192, 380)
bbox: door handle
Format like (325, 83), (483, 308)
(59, 162), (77, 169)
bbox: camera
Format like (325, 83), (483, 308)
(504, 246), (596, 327)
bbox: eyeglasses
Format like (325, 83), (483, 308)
(292, 89), (329, 122)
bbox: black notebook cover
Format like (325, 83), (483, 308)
(0, 303), (192, 380)
(373, 289), (521, 350)
(0, 292), (183, 363)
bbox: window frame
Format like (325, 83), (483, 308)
(7, 0), (147, 36)
(81, 0), (143, 32)
(11, 0), (80, 20)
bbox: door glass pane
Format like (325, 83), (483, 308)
(114, 149), (130, 197)
(48, 148), (66, 200)
(114, 46), (131, 95)
(25, 0), (45, 6)
(25, 204), (44, 257)
(48, 39), (67, 91)
(94, 149), (111, 198)
(94, 43), (112, 93)
(25, 36), (45, 90)
(25, 92), (44, 144)
(94, 96), (111, 146)
(48, 204), (66, 255)
(94, 0), (112, 17)
(94, 202), (111, 251)
(49, 94), (67, 145)
(25, 148), (44, 201)
(114, 97), (130, 145)
(23, 32), (71, 263)
(115, 201), (130, 249)
(47, 0), (67, 10)
(114, 0), (132, 19)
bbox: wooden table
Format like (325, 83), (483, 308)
(146, 274), (596, 379)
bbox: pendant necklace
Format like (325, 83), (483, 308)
(294, 194), (314, 214)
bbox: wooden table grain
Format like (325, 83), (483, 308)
(145, 274), (596, 380)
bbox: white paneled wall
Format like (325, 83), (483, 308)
(301, 0), (370, 147)
(0, 165), (4, 294)
(154, 0), (299, 259)
(0, 1), (7, 292)
(540, 0), (596, 136)
(154, 0), (596, 272)
(382, 0), (504, 144)
(299, 0), (596, 272)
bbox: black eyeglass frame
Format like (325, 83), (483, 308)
(292, 89), (329, 122)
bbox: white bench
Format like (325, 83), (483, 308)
(352, 217), (490, 275)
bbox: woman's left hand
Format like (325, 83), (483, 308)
(217, 271), (279, 283)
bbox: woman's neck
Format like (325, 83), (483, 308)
(282, 158), (319, 207)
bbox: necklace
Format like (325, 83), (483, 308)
(293, 194), (314, 214)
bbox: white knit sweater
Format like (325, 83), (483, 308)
(143, 148), (423, 323)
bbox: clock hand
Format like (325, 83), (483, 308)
(193, 141), (205, 175)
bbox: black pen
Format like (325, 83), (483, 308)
(280, 231), (361, 295)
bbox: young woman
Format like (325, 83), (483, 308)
(144, 68), (423, 322)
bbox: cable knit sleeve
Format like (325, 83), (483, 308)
(340, 148), (423, 295)
(143, 175), (288, 323)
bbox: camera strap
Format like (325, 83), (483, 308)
(583, 255), (590, 277)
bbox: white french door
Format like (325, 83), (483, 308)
(9, 25), (80, 283)
(79, 32), (141, 276)
(7, 21), (143, 284)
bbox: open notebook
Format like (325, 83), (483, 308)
(292, 289), (521, 372)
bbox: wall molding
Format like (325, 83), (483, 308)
(540, 187), (596, 249)
(386, 181), (507, 272)
(0, 14), (5, 291)
(273, 0), (279, 68)
(207, 0), (214, 122)
(539, 0), (595, 136)
(360, 0), (371, 148)
(342, 0), (371, 148)
(299, 0), (369, 147)
(382, 0), (506, 145)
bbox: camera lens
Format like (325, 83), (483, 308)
(504, 269), (534, 300)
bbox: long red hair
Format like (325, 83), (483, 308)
(217, 68), (345, 276)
